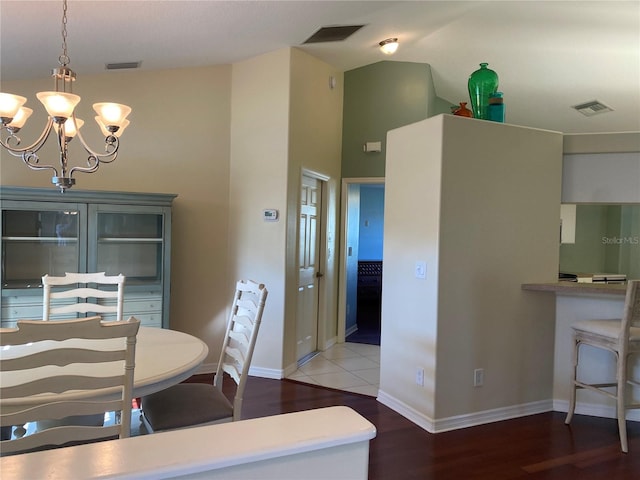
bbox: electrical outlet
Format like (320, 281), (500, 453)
(474, 368), (484, 387)
(416, 368), (424, 386)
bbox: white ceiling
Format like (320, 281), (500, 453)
(1, 0), (639, 134)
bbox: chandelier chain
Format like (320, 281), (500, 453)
(0, 0), (131, 192)
(59, 0), (70, 67)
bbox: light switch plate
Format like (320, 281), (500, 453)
(415, 261), (426, 279)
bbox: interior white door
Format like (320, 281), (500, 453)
(296, 174), (322, 362)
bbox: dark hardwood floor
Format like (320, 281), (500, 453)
(188, 374), (640, 479)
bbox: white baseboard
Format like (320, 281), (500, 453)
(322, 336), (337, 351)
(432, 400), (553, 433)
(377, 389), (553, 433)
(553, 399), (640, 422)
(376, 390), (436, 432)
(345, 324), (358, 338)
(196, 362), (284, 379)
(249, 365), (284, 379)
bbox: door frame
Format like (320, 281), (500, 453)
(337, 177), (385, 343)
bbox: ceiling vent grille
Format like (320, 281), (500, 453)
(303, 25), (365, 44)
(105, 61), (142, 70)
(572, 100), (614, 116)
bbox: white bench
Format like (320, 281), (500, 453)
(0, 406), (376, 479)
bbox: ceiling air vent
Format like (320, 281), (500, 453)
(571, 100), (614, 117)
(105, 61), (142, 70)
(303, 25), (365, 44)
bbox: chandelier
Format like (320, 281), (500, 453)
(0, 0), (132, 192)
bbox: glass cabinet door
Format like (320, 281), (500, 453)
(90, 206), (168, 287)
(1, 203), (86, 289)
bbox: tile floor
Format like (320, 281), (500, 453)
(286, 342), (380, 397)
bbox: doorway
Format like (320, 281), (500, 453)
(338, 178), (385, 345)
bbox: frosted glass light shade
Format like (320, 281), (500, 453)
(36, 91), (81, 119)
(93, 102), (132, 129)
(95, 116), (129, 137)
(7, 107), (33, 129)
(54, 117), (84, 139)
(379, 38), (399, 55)
(0, 93), (27, 120)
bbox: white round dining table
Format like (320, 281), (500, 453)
(0, 326), (209, 410)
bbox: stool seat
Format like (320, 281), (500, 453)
(571, 319), (640, 341)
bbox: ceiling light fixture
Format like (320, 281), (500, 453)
(0, 0), (132, 192)
(379, 38), (399, 55)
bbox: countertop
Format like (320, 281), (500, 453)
(521, 282), (627, 296)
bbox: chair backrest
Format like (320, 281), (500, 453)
(42, 272), (126, 321)
(213, 280), (268, 421)
(621, 280), (640, 345)
(0, 316), (140, 456)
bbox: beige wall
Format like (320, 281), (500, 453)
(2, 48), (343, 376)
(1, 66), (233, 367)
(229, 48), (343, 375)
(229, 49), (291, 373)
(379, 117), (444, 419)
(287, 48), (343, 364)
(436, 117), (561, 418)
(381, 115), (562, 428)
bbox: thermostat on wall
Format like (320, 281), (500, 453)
(263, 209), (279, 221)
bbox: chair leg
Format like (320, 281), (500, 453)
(565, 338), (579, 425)
(616, 352), (628, 453)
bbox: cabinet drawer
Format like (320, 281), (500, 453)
(1, 299), (77, 322)
(100, 312), (162, 328)
(1, 305), (43, 320)
(1, 319), (18, 329)
(2, 294), (45, 307)
(98, 296), (162, 314)
(2, 311), (162, 328)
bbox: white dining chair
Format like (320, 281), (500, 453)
(141, 280), (268, 432)
(0, 316), (140, 456)
(42, 272), (126, 321)
(565, 280), (640, 453)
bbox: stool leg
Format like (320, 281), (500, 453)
(565, 337), (579, 425)
(617, 352), (628, 453)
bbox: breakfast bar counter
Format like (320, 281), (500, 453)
(522, 281), (637, 421)
(522, 282), (627, 296)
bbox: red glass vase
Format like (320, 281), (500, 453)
(453, 102), (473, 117)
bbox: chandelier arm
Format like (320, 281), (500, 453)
(67, 124), (119, 178)
(0, 118), (54, 155)
(0, 119), (60, 176)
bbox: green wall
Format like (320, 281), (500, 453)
(341, 61), (453, 178)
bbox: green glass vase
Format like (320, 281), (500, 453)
(468, 63), (499, 120)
